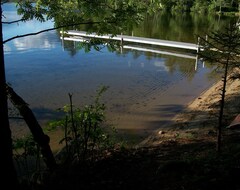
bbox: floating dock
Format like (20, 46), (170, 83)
(60, 32), (204, 71)
(62, 30), (199, 52)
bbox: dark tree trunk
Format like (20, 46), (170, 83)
(0, 3), (19, 189)
(6, 85), (57, 171)
(217, 61), (229, 153)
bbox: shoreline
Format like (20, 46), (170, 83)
(139, 75), (240, 147)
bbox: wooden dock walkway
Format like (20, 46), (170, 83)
(63, 30), (199, 52)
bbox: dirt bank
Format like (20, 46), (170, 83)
(139, 73), (240, 147)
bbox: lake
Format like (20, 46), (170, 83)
(3, 3), (235, 144)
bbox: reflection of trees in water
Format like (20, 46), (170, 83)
(203, 61), (224, 82)
(164, 56), (196, 81)
(132, 12), (236, 43)
(57, 9), (233, 81)
(115, 47), (200, 81)
(61, 40), (78, 57)
(58, 10), (237, 57)
(61, 37), (220, 82)
(191, 13), (238, 36)
(61, 39), (121, 56)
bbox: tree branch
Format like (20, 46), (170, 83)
(3, 21), (115, 44)
(6, 84), (57, 170)
(2, 19), (24, 24)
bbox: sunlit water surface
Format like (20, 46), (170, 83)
(3, 3), (233, 144)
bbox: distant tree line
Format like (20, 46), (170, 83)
(5, 0), (240, 14)
(149, 0), (240, 14)
(76, 0), (240, 15)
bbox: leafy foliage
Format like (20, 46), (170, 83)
(49, 86), (115, 163)
(16, 0), (145, 33)
(12, 135), (42, 184)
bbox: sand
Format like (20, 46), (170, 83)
(139, 71), (240, 147)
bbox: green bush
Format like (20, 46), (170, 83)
(49, 85), (116, 163)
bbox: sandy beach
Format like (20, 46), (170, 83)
(140, 71), (240, 146)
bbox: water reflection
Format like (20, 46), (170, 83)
(3, 4), (57, 53)
(128, 12), (237, 43)
(3, 3), (232, 143)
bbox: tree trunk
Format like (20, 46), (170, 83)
(6, 85), (57, 171)
(217, 61), (229, 153)
(0, 3), (19, 188)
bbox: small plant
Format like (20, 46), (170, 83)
(50, 85), (115, 163)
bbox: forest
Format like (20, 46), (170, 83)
(6, 0), (240, 14)
(153, 0), (240, 13)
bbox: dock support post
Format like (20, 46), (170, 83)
(121, 32), (123, 46)
(205, 35), (208, 49)
(197, 37), (200, 53)
(195, 56), (198, 71)
(61, 28), (65, 51)
(120, 32), (123, 54)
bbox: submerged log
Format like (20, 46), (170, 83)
(6, 84), (57, 171)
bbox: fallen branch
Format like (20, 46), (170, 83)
(6, 84), (57, 171)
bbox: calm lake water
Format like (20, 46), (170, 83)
(3, 3), (236, 144)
